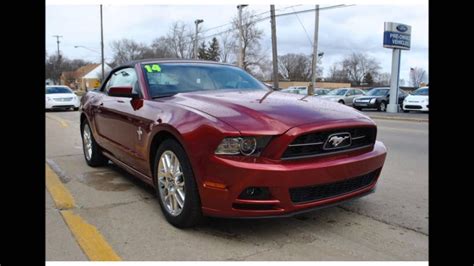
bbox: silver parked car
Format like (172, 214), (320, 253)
(318, 88), (366, 106)
(281, 86), (330, 96)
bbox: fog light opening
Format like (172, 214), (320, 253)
(238, 187), (271, 200)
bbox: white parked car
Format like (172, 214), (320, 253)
(402, 87), (429, 112)
(45, 85), (80, 111)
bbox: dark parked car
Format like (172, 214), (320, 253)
(80, 59), (387, 228)
(353, 87), (407, 111)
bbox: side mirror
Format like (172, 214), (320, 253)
(108, 86), (139, 99)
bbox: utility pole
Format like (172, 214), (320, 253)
(52, 35), (63, 58)
(52, 35), (63, 85)
(237, 5), (248, 68)
(100, 4), (105, 82)
(270, 5), (279, 90)
(194, 19), (204, 59)
(310, 4), (319, 95)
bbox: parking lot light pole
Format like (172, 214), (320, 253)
(194, 19), (204, 59)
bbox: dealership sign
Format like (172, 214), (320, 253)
(383, 22), (411, 50)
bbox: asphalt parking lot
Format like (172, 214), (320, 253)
(46, 110), (428, 261)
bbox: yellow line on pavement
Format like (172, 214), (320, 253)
(46, 164), (75, 210)
(46, 114), (69, 128)
(61, 210), (122, 261)
(45, 163), (121, 261)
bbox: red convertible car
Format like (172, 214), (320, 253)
(80, 59), (387, 228)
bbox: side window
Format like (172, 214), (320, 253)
(105, 68), (141, 97)
(347, 89), (354, 96)
(356, 89), (364, 95)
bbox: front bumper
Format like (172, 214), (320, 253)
(403, 102), (428, 111)
(353, 101), (378, 108)
(199, 141), (387, 218)
(46, 99), (80, 109)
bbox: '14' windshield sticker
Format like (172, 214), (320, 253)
(144, 64), (161, 73)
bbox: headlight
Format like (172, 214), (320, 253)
(215, 137), (271, 156)
(370, 98), (376, 104)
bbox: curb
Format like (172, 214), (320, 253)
(368, 115), (428, 123)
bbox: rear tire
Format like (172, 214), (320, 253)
(154, 139), (202, 228)
(81, 120), (108, 167)
(354, 107), (362, 111)
(74, 107), (79, 111)
(338, 100), (345, 104)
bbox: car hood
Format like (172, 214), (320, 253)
(404, 95), (428, 101)
(46, 93), (76, 99)
(163, 90), (372, 135)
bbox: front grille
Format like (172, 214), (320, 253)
(404, 105), (422, 109)
(282, 127), (376, 159)
(289, 169), (380, 204)
(54, 97), (73, 102)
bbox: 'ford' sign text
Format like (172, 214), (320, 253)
(383, 22), (411, 50)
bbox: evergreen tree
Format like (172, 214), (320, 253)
(206, 37), (221, 61)
(198, 41), (208, 60)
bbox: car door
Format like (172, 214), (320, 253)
(94, 67), (150, 171)
(345, 89), (356, 106)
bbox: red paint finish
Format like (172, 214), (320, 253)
(81, 60), (387, 218)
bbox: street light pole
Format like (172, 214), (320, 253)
(194, 19), (204, 59)
(237, 5), (248, 68)
(310, 4), (319, 95)
(100, 4), (105, 82)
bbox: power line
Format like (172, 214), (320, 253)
(184, 4), (352, 46)
(291, 7), (313, 47)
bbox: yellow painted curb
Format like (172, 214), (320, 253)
(61, 210), (122, 261)
(46, 164), (75, 210)
(46, 114), (69, 128)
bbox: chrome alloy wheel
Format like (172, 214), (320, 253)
(82, 123), (92, 161)
(157, 150), (185, 216)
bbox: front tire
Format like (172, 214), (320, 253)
(154, 139), (202, 228)
(81, 121), (108, 167)
(338, 100), (345, 105)
(378, 101), (387, 112)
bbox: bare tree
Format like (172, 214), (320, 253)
(45, 53), (92, 85)
(166, 21), (194, 59)
(374, 72), (391, 86)
(150, 36), (174, 58)
(327, 63), (349, 83)
(110, 39), (154, 65)
(232, 10), (265, 71)
(409, 67), (426, 88)
(341, 52), (381, 86)
(278, 53), (322, 81)
(219, 31), (237, 63)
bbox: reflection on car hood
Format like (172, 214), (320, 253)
(164, 90), (372, 134)
(404, 95), (428, 101)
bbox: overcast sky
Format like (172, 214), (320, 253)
(46, 3), (428, 82)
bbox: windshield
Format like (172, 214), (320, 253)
(327, 89), (348, 96)
(412, 88), (429, 96)
(142, 63), (268, 98)
(46, 87), (73, 94)
(367, 88), (389, 96)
